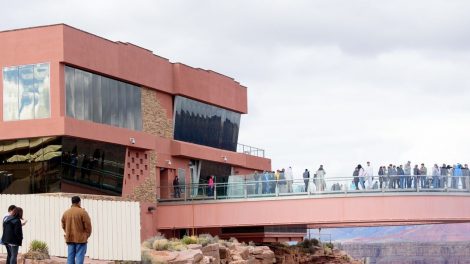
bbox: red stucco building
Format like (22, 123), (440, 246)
(0, 24), (271, 240)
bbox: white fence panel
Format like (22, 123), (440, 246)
(0, 194), (141, 261)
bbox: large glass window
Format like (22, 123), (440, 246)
(3, 63), (50, 121)
(61, 137), (125, 194)
(174, 96), (241, 151)
(0, 137), (125, 195)
(65, 66), (142, 130)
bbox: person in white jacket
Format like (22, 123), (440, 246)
(285, 166), (294, 193)
(316, 165), (326, 191)
(365, 161), (374, 189)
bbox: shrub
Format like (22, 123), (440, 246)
(29, 240), (48, 253)
(144, 235), (165, 248)
(142, 241), (152, 249)
(166, 240), (187, 251)
(324, 242), (334, 250)
(25, 240), (49, 260)
(152, 239), (169, 250)
(198, 237), (209, 246)
(228, 237), (239, 243)
(298, 238), (319, 248)
(198, 234), (213, 247)
(181, 235), (198, 245)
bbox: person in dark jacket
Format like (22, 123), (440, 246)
(378, 166), (385, 189)
(173, 176), (180, 198)
(353, 166), (360, 190)
(303, 169), (310, 192)
(2, 207), (23, 264)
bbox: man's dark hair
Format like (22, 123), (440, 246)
(7, 205), (16, 212)
(71, 196), (81, 204)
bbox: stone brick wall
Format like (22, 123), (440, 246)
(141, 87), (173, 139)
(130, 151), (157, 203)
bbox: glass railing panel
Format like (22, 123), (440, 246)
(156, 175), (470, 202)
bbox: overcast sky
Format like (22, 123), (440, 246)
(3, 0), (470, 178)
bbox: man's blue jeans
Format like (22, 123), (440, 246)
(67, 243), (87, 264)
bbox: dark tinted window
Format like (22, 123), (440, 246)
(65, 66), (142, 130)
(0, 137), (125, 195)
(174, 96), (240, 151)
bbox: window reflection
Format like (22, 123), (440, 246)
(2, 63), (50, 121)
(0, 137), (124, 195)
(65, 66), (142, 130)
(61, 137), (125, 194)
(174, 96), (241, 151)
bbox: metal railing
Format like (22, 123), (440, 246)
(157, 175), (470, 202)
(61, 162), (123, 193)
(236, 143), (265, 158)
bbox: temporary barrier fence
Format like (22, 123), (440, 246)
(0, 194), (141, 261)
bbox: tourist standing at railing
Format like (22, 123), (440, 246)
(208, 175), (215, 196)
(286, 166), (294, 193)
(274, 170), (280, 193)
(353, 165), (360, 190)
(262, 171), (269, 194)
(303, 169), (310, 192)
(462, 164), (469, 190)
(378, 166), (384, 189)
(413, 165), (420, 189)
(365, 161), (374, 189)
(270, 171), (276, 194)
(404, 161), (412, 188)
(316, 165), (326, 191)
(432, 164), (440, 188)
(453, 164), (462, 189)
(440, 164), (448, 188)
(253, 171), (260, 195)
(356, 165), (364, 190)
(391, 165), (398, 189)
(357, 164), (365, 190)
(173, 175), (180, 198)
(420, 164), (428, 188)
(397, 165), (405, 189)
(447, 165), (453, 188)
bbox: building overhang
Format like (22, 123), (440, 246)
(170, 140), (271, 171)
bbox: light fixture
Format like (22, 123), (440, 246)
(165, 160), (172, 165)
(147, 206), (156, 213)
(129, 137), (136, 144)
(222, 156), (227, 162)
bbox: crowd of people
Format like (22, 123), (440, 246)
(169, 161), (470, 199)
(253, 161), (470, 194)
(352, 161), (470, 190)
(251, 165), (328, 194)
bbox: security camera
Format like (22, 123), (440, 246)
(130, 138), (136, 144)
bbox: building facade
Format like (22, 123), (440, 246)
(0, 24), (271, 239)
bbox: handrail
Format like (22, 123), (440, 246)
(236, 143), (265, 158)
(157, 175), (470, 202)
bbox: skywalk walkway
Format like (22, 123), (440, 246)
(157, 175), (470, 202)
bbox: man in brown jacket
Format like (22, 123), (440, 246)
(61, 196), (92, 264)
